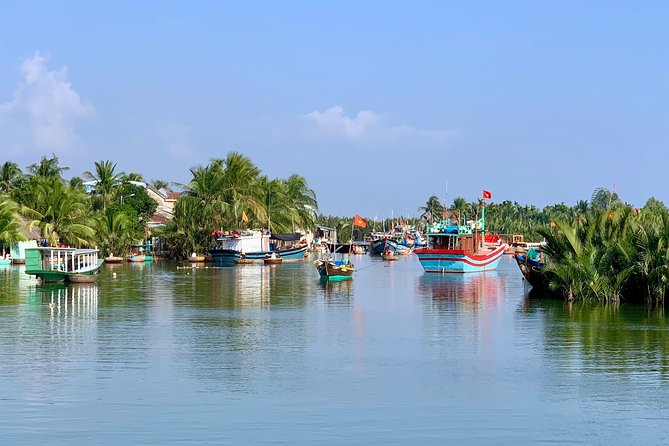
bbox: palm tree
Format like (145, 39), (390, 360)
(418, 195), (444, 222)
(285, 174), (318, 231)
(97, 209), (132, 257)
(150, 179), (169, 190)
(27, 154), (69, 178)
(0, 162), (23, 193)
(83, 160), (124, 211)
(30, 178), (96, 247)
(0, 195), (26, 256)
(124, 172), (145, 182)
(451, 197), (467, 224)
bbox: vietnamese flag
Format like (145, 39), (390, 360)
(353, 214), (367, 228)
(482, 190), (492, 199)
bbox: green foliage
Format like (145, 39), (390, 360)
(539, 204), (669, 305)
(161, 152), (319, 258)
(0, 195), (26, 249)
(97, 208), (132, 257)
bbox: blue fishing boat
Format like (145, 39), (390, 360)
(369, 237), (399, 255)
(210, 230), (307, 263)
(414, 197), (506, 273)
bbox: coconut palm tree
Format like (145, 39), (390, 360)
(27, 154), (69, 178)
(0, 195), (26, 256)
(30, 178), (96, 247)
(83, 160), (124, 211)
(150, 179), (169, 190)
(97, 209), (132, 257)
(285, 174), (318, 231)
(124, 172), (145, 182)
(451, 197), (467, 224)
(0, 162), (23, 193)
(418, 196), (444, 222)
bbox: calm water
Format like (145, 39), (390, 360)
(0, 255), (668, 445)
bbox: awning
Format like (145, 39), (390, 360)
(270, 233), (303, 242)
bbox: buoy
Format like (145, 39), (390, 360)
(112, 272), (117, 278)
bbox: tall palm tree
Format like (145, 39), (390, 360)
(451, 197), (467, 224)
(0, 195), (26, 256)
(124, 172), (145, 182)
(285, 174), (318, 231)
(0, 162), (23, 193)
(150, 179), (169, 190)
(418, 195), (444, 222)
(30, 178), (96, 247)
(97, 209), (131, 257)
(27, 154), (69, 178)
(83, 160), (124, 211)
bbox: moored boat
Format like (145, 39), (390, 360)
(414, 193), (506, 273)
(264, 252), (283, 265)
(24, 247), (103, 283)
(514, 248), (548, 289)
(314, 258), (354, 279)
(210, 230), (308, 262)
(104, 256), (124, 264)
(369, 237), (399, 255)
(382, 250), (398, 261)
(127, 254), (145, 262)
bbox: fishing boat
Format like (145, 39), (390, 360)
(414, 200), (506, 273)
(24, 247), (103, 283)
(369, 236), (399, 255)
(514, 248), (547, 289)
(210, 230), (307, 263)
(264, 252), (282, 265)
(382, 250), (398, 261)
(104, 256), (124, 264)
(233, 254), (255, 265)
(314, 258), (354, 280)
(127, 253), (145, 262)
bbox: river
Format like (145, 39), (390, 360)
(0, 255), (667, 445)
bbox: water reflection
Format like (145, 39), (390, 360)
(416, 272), (504, 307)
(520, 297), (669, 381)
(318, 278), (353, 307)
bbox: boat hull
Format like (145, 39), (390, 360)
(315, 260), (354, 279)
(414, 245), (506, 273)
(514, 252), (547, 289)
(27, 260), (104, 283)
(369, 239), (399, 255)
(210, 245), (307, 263)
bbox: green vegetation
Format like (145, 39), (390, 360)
(158, 152), (318, 258)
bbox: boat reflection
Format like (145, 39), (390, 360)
(28, 283), (99, 320)
(416, 272), (504, 308)
(318, 277), (353, 306)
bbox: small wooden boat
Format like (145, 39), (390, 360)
(189, 255), (206, 263)
(234, 254), (256, 265)
(127, 254), (145, 262)
(382, 250), (398, 261)
(264, 253), (283, 265)
(514, 248), (548, 290)
(24, 247), (103, 283)
(0, 258), (12, 266)
(104, 256), (124, 264)
(314, 258), (354, 279)
(68, 274), (98, 283)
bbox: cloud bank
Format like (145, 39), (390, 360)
(303, 105), (456, 147)
(0, 52), (93, 153)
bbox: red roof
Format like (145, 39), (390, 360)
(149, 213), (170, 224)
(166, 192), (181, 200)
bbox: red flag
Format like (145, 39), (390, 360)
(353, 214), (367, 228)
(482, 190), (492, 199)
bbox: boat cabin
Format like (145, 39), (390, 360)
(25, 247), (100, 273)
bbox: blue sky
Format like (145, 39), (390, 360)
(0, 1), (667, 216)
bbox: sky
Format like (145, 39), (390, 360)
(0, 1), (667, 217)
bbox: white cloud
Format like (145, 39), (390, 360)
(0, 51), (93, 152)
(303, 105), (457, 146)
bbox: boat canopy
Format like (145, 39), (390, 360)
(270, 233), (303, 242)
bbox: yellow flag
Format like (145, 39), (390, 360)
(241, 211), (249, 222)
